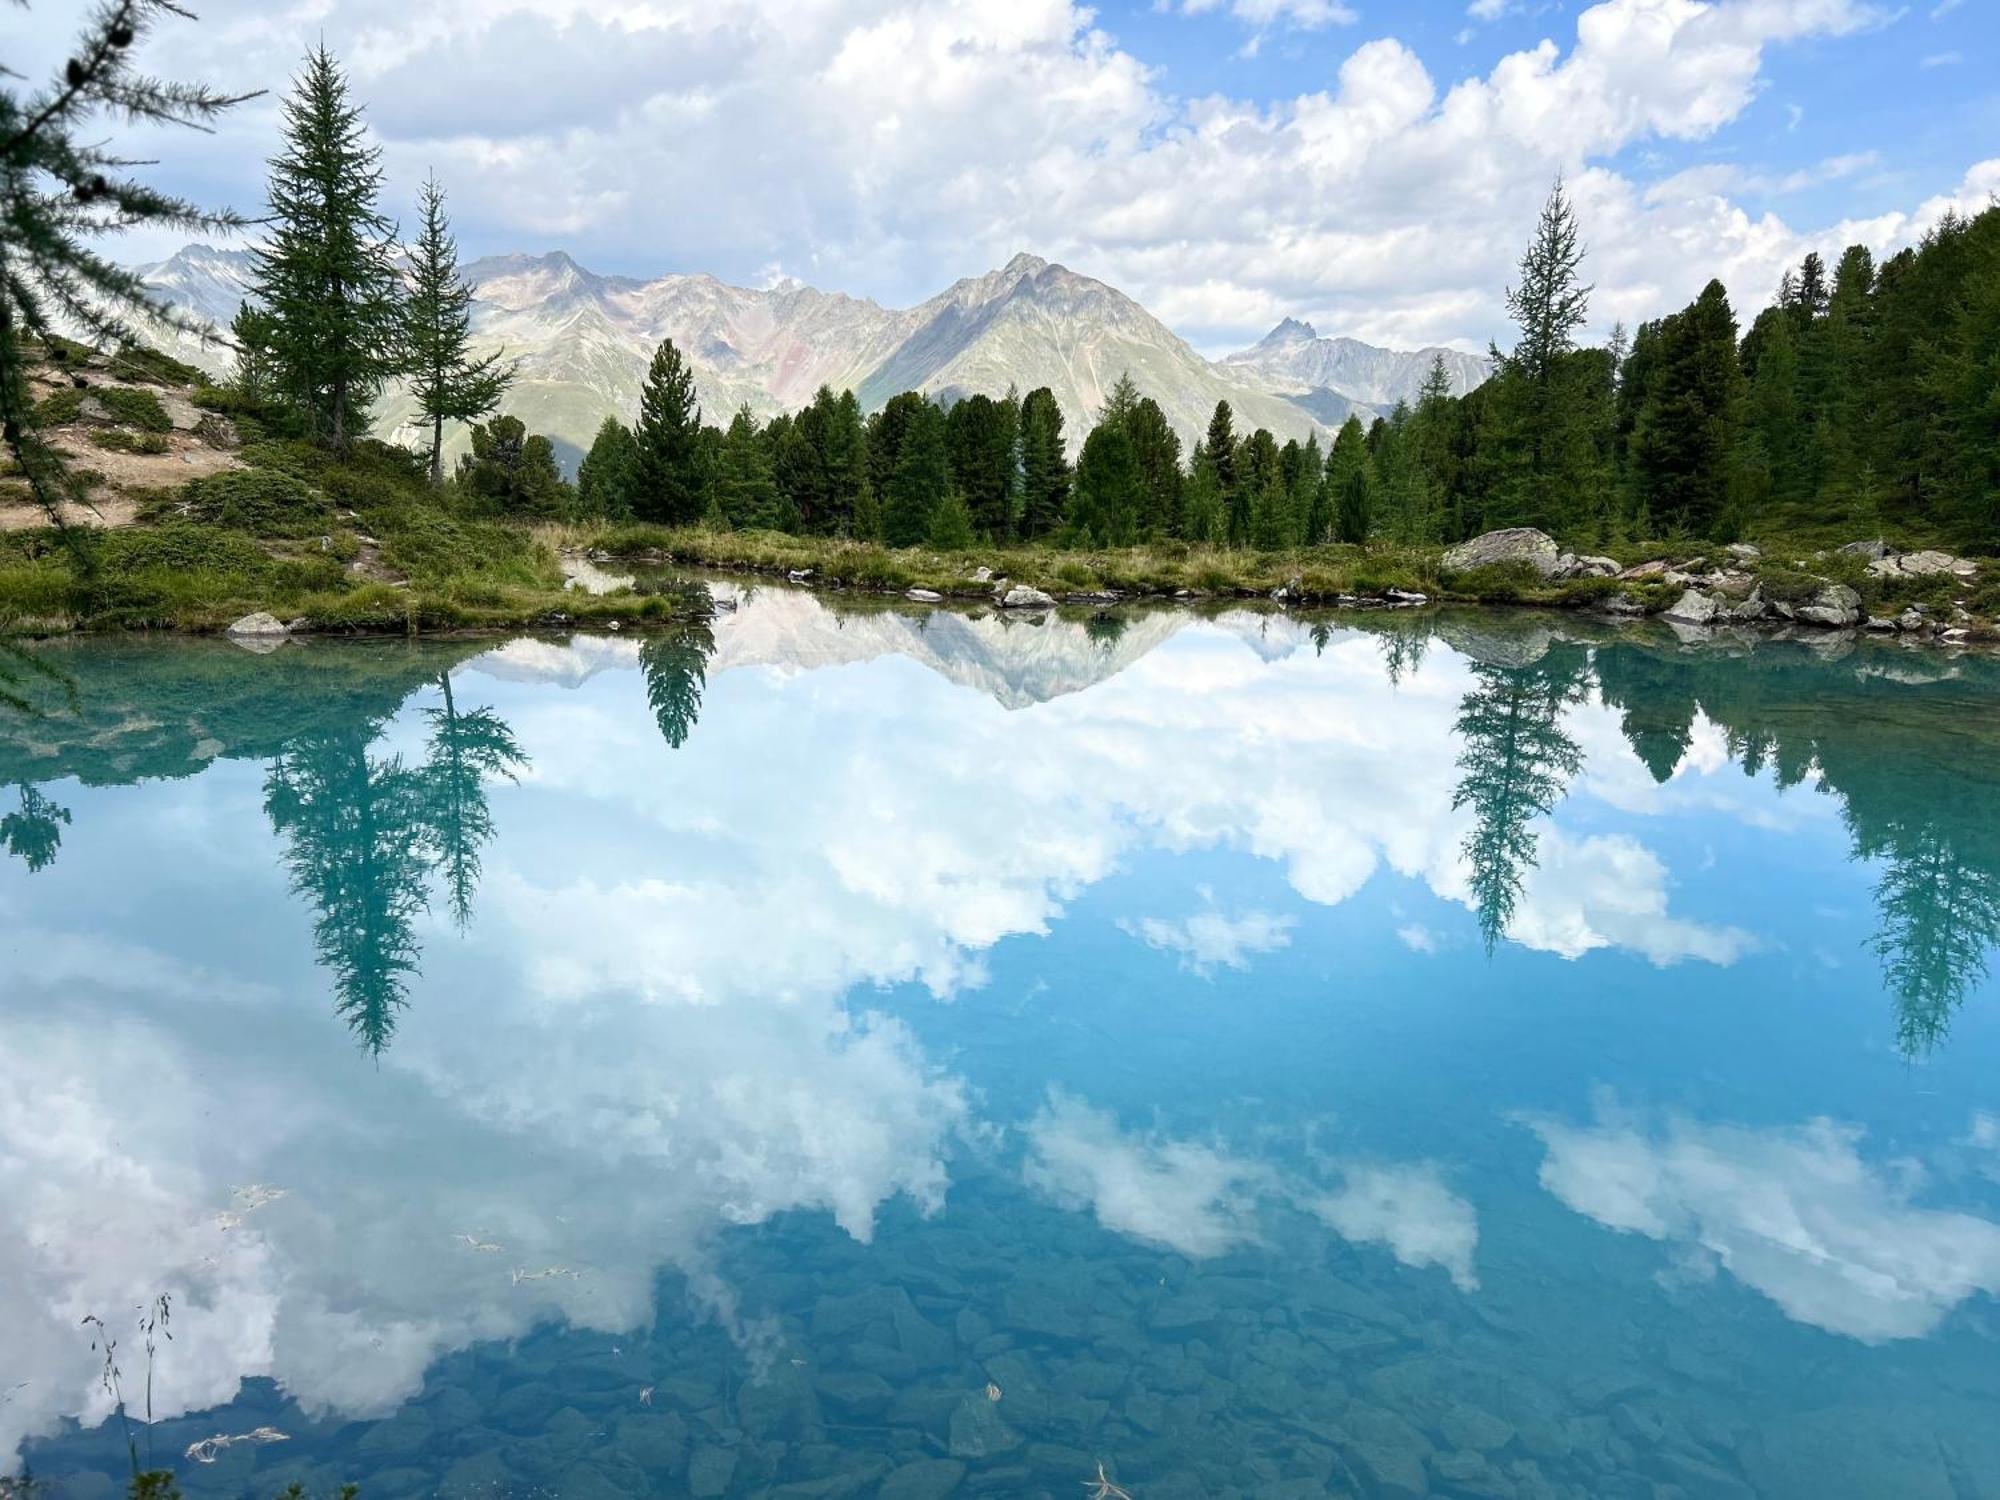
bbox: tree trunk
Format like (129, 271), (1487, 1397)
(431, 414), (444, 487)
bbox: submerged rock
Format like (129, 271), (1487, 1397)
(878, 1458), (966, 1500)
(948, 1393), (1022, 1459)
(1443, 527), (1561, 577)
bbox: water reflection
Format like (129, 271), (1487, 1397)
(4, 594), (2000, 1498)
(1, 783), (69, 873)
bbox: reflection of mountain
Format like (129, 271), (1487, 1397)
(473, 589), (1194, 711)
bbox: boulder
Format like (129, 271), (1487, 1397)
(1600, 592), (1648, 617)
(1572, 554), (1622, 578)
(1385, 588), (1429, 604)
(1837, 538), (1890, 560)
(970, 566), (994, 584)
(1871, 549), (1979, 580)
(1796, 583), (1862, 628)
(905, 588), (943, 603)
(1897, 608), (1928, 633)
(786, 568), (814, 583)
(1723, 542), (1762, 561)
(947, 1394), (1022, 1460)
(1660, 589), (1719, 627)
(999, 585), (1055, 610)
(226, 611), (288, 637)
(1618, 560), (1668, 580)
(1722, 590), (1770, 623)
(1443, 527), (1561, 577)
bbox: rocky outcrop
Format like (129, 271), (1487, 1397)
(1443, 528), (1561, 577)
(1795, 583), (1863, 628)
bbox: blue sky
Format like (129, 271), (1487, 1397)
(5, 0), (1995, 352)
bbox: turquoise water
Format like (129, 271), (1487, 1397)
(4, 590), (2000, 1500)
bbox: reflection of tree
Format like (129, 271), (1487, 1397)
(1085, 611), (1128, 651)
(1, 784), (71, 873)
(1592, 647), (1698, 783)
(640, 620), (716, 750)
(1377, 624), (1430, 687)
(422, 673), (527, 930)
(1451, 657), (1588, 954)
(265, 730), (432, 1057)
(1865, 815), (2000, 1058)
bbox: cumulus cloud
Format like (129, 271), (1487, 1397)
(1526, 1098), (2000, 1342)
(9, 0), (1971, 351)
(1022, 1091), (1480, 1287)
(1119, 898), (1296, 974)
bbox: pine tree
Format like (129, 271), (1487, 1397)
(577, 416), (641, 518)
(1630, 280), (1745, 536)
(633, 337), (707, 524)
(253, 45), (402, 456)
(456, 415), (570, 516)
(1204, 401), (1239, 543)
(717, 406), (781, 528)
(885, 398), (950, 546)
(402, 175), (511, 485)
(2, 0), (252, 525)
(1018, 387), (1070, 538)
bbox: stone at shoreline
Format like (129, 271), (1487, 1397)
(226, 611), (288, 637)
(999, 585), (1055, 609)
(906, 588), (943, 603)
(1443, 527), (1561, 577)
(1600, 592), (1648, 616)
(1796, 583), (1863, 628)
(1660, 589), (1719, 626)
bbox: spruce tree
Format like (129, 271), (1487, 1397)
(885, 398), (950, 546)
(402, 175), (511, 485)
(717, 406), (781, 528)
(1070, 421), (1141, 546)
(1018, 387), (1070, 538)
(1123, 395), (1183, 540)
(633, 337), (707, 524)
(254, 45), (402, 456)
(2, 0), (252, 525)
(1204, 401), (1239, 542)
(1327, 416), (1373, 543)
(577, 416), (641, 518)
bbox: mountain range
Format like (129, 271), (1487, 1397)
(133, 245), (1490, 469)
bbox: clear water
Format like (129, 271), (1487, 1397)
(4, 588), (1999, 1500)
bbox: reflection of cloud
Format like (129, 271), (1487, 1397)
(1022, 1091), (1479, 1288)
(1479, 831), (1756, 967)
(1022, 1091), (1272, 1258)
(1526, 1098), (2000, 1343)
(1395, 923), (1438, 953)
(1119, 902), (1295, 975)
(1303, 1164), (1480, 1291)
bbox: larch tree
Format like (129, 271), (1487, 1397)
(402, 175), (511, 485)
(253, 44), (402, 456)
(1, 0), (252, 526)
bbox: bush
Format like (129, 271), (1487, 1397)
(183, 467), (331, 537)
(32, 389), (84, 426)
(94, 386), (174, 433)
(108, 345), (205, 388)
(237, 439), (331, 482)
(89, 429), (171, 455)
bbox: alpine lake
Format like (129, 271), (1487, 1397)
(5, 581), (2000, 1500)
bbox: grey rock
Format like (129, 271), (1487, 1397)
(905, 588), (943, 603)
(1337, 1403), (1432, 1500)
(787, 568), (814, 583)
(815, 1371), (895, 1418)
(1570, 553), (1621, 578)
(1618, 559), (1668, 580)
(225, 610), (288, 637)
(878, 1458), (966, 1500)
(1385, 587), (1429, 604)
(947, 1394), (1022, 1460)
(1441, 1404), (1517, 1454)
(1723, 542), (1761, 560)
(1600, 591), (1648, 617)
(1722, 589), (1769, 623)
(1442, 527), (1561, 577)
(999, 585), (1056, 609)
(1864, 615), (1898, 632)
(1660, 588), (1719, 626)
(688, 1445), (736, 1499)
(1796, 583), (1862, 628)
(1871, 548), (1978, 579)
(1897, 608), (1927, 632)
(970, 566), (994, 583)
(1837, 538), (1890, 560)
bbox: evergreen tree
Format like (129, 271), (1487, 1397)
(717, 406), (781, 528)
(420, 674), (526, 931)
(1, 784), (70, 874)
(1629, 280), (1744, 535)
(1018, 387), (1070, 539)
(1290, 434), (1325, 545)
(1325, 416), (1372, 543)
(1070, 420), (1142, 546)
(457, 415), (569, 516)
(885, 398), (950, 546)
(947, 393), (1013, 539)
(639, 620), (716, 751)
(401, 175), (511, 485)
(1204, 401), (1239, 543)
(576, 416), (641, 518)
(929, 489), (976, 550)
(632, 337), (707, 524)
(2, 0), (252, 524)
(253, 45), (402, 456)
(1182, 440), (1224, 544)
(229, 304), (279, 408)
(1240, 428), (1282, 549)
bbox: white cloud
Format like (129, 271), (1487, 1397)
(1921, 51), (1962, 67)
(1023, 1091), (1480, 1287)
(1466, 0), (1511, 19)
(1526, 1098), (2000, 1343)
(1174, 0), (1359, 27)
(1119, 900), (1296, 974)
(12, 0), (1962, 352)
(1023, 1091), (1275, 1257)
(1396, 922), (1439, 953)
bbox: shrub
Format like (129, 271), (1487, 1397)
(183, 467), (331, 537)
(94, 386), (174, 433)
(108, 345), (205, 388)
(89, 429), (171, 455)
(237, 439), (331, 482)
(32, 389), (84, 426)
